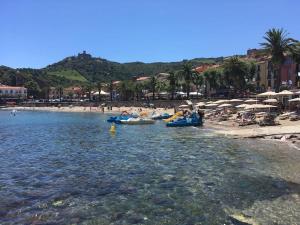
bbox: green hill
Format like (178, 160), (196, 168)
(0, 52), (224, 97)
(47, 70), (87, 82)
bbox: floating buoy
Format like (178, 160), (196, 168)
(110, 123), (116, 133)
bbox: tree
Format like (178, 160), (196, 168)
(56, 86), (64, 101)
(203, 69), (223, 97)
(109, 80), (113, 101)
(150, 76), (157, 100)
(223, 56), (249, 91)
(192, 72), (203, 97)
(260, 28), (297, 91)
(42, 86), (50, 100)
(178, 62), (193, 99)
(96, 81), (102, 102)
(134, 82), (143, 101)
(25, 80), (41, 98)
(117, 80), (134, 101)
(167, 71), (177, 100)
(84, 83), (94, 101)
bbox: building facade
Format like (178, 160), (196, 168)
(255, 56), (298, 90)
(0, 84), (27, 99)
(280, 57), (297, 87)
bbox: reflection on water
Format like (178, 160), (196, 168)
(0, 111), (299, 224)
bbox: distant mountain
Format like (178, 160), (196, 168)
(0, 51), (224, 90)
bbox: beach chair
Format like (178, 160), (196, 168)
(259, 114), (279, 126)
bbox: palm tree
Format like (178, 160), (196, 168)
(167, 71), (177, 100)
(203, 69), (221, 97)
(179, 62), (193, 99)
(260, 28), (297, 91)
(118, 80), (134, 101)
(55, 85), (63, 102)
(85, 83), (94, 101)
(109, 80), (113, 102)
(223, 56), (249, 91)
(150, 76), (157, 100)
(134, 82), (143, 101)
(96, 81), (102, 102)
(192, 72), (203, 97)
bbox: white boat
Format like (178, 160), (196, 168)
(120, 118), (155, 125)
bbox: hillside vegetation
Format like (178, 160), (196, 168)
(47, 70), (87, 82)
(0, 52), (223, 97)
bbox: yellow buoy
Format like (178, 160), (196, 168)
(110, 123), (116, 133)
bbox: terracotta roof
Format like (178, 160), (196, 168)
(194, 64), (220, 73)
(0, 85), (26, 90)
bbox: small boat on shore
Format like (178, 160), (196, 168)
(164, 111), (183, 122)
(166, 113), (203, 127)
(107, 115), (131, 124)
(151, 113), (172, 120)
(120, 118), (155, 125)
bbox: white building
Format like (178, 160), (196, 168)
(0, 84), (27, 99)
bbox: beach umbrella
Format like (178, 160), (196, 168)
(205, 103), (218, 108)
(263, 99), (278, 103)
(196, 102), (205, 107)
(277, 90), (293, 96)
(257, 91), (277, 97)
(245, 104), (277, 110)
(245, 104), (265, 109)
(178, 104), (189, 108)
(244, 104), (260, 109)
(217, 103), (232, 108)
(185, 100), (193, 105)
(229, 99), (243, 103)
(235, 104), (248, 108)
(262, 105), (277, 108)
(215, 100), (229, 104)
(94, 91), (110, 96)
(245, 99), (259, 103)
(189, 92), (202, 96)
(288, 97), (300, 102)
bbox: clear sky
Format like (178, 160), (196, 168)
(1, 0), (299, 69)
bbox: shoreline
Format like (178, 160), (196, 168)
(2, 106), (174, 115)
(3, 106), (300, 149)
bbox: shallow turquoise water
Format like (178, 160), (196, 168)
(0, 111), (299, 224)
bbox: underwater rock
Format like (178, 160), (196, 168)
(118, 185), (137, 195)
(152, 196), (175, 207)
(52, 200), (64, 207)
(126, 212), (145, 224)
(0, 210), (7, 217)
(204, 182), (215, 187)
(159, 181), (177, 189)
(229, 213), (258, 225)
(96, 188), (113, 196)
(162, 174), (176, 181)
(111, 212), (125, 221)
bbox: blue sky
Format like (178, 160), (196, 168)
(0, 0), (299, 68)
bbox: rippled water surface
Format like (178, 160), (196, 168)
(0, 111), (300, 225)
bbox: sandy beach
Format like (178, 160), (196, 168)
(4, 106), (175, 115)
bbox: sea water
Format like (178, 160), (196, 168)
(0, 111), (299, 224)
